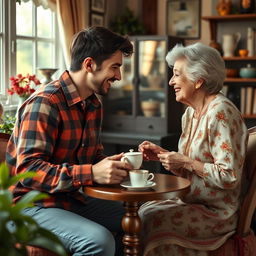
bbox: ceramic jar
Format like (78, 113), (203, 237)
(141, 100), (160, 117)
(239, 64), (256, 78)
(222, 33), (241, 57)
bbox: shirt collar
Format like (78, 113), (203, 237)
(59, 70), (101, 108)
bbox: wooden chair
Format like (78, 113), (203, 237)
(209, 126), (256, 255)
(0, 132), (61, 256)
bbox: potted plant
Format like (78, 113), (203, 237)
(0, 162), (67, 256)
(110, 7), (145, 36)
(0, 114), (16, 134)
(7, 73), (41, 106)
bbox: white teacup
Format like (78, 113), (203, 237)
(129, 169), (154, 187)
(121, 151), (143, 169)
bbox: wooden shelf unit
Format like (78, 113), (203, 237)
(243, 114), (256, 119)
(223, 56), (256, 61)
(225, 78), (256, 83)
(202, 14), (256, 42)
(202, 14), (256, 124)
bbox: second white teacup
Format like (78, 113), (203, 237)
(129, 169), (154, 187)
(121, 151), (143, 169)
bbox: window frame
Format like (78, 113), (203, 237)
(0, 0), (63, 104)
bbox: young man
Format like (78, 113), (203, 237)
(6, 26), (134, 256)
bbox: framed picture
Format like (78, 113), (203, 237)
(90, 0), (105, 13)
(90, 12), (104, 26)
(166, 0), (201, 39)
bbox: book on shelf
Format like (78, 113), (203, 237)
(240, 86), (256, 116)
(252, 88), (256, 115)
(245, 87), (253, 115)
(222, 85), (228, 97)
(240, 87), (246, 115)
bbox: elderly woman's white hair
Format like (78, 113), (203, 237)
(166, 42), (226, 94)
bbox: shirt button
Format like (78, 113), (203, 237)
(82, 143), (85, 147)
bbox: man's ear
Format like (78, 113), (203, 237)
(82, 57), (95, 72)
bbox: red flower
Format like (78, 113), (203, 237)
(7, 73), (41, 97)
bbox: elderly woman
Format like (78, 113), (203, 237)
(138, 42), (248, 255)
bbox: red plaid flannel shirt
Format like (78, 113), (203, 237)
(6, 71), (105, 209)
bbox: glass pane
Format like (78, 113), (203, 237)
(104, 42), (134, 116)
(37, 6), (53, 38)
(0, 0), (2, 32)
(138, 40), (166, 118)
(0, 39), (2, 93)
(37, 41), (54, 69)
(16, 1), (33, 36)
(16, 39), (33, 75)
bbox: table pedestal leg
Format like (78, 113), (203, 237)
(122, 201), (142, 256)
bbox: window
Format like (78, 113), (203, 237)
(0, 0), (64, 103)
(0, 0), (5, 96)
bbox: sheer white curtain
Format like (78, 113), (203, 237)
(21, 0), (86, 67)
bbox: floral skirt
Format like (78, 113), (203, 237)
(138, 198), (237, 256)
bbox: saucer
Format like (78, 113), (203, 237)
(120, 181), (156, 191)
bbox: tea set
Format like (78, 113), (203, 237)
(120, 149), (156, 191)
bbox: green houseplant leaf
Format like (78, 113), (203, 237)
(0, 162), (67, 256)
(0, 114), (16, 134)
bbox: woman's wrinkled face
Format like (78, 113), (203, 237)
(169, 58), (196, 105)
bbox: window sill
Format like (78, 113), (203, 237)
(2, 104), (17, 112)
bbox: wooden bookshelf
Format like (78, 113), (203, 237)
(225, 78), (256, 83)
(202, 14), (256, 41)
(223, 56), (256, 61)
(202, 14), (256, 124)
(242, 114), (256, 119)
(202, 14), (256, 21)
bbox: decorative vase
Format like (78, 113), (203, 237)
(16, 95), (29, 116)
(38, 68), (58, 85)
(216, 0), (232, 16)
(240, 0), (255, 13)
(222, 33), (241, 57)
(247, 27), (255, 57)
(18, 95), (29, 108)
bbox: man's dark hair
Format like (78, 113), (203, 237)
(70, 26), (133, 71)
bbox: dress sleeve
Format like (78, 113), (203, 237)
(203, 101), (248, 189)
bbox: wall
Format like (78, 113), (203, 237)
(105, 0), (213, 46)
(157, 0), (212, 45)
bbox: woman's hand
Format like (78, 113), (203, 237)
(138, 141), (168, 161)
(158, 151), (187, 171)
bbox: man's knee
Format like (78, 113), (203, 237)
(75, 227), (116, 256)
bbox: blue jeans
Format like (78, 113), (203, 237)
(23, 196), (125, 256)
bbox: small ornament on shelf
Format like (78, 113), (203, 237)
(216, 0), (232, 16)
(38, 68), (58, 85)
(240, 0), (255, 14)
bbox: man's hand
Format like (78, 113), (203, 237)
(92, 153), (132, 184)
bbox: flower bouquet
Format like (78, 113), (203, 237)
(7, 73), (41, 99)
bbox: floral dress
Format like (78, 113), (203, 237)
(139, 93), (248, 256)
